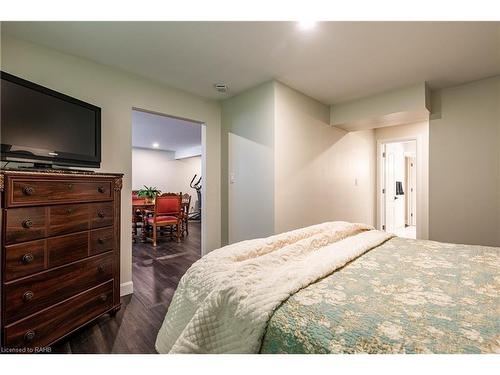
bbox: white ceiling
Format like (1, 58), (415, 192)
(132, 110), (201, 153)
(3, 21), (500, 104)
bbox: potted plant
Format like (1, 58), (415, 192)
(137, 185), (161, 204)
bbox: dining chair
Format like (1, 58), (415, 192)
(145, 192), (182, 246)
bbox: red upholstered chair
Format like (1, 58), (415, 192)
(146, 192), (182, 246)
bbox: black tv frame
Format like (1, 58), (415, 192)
(1, 71), (101, 168)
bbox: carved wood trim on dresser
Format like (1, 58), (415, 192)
(0, 169), (123, 351)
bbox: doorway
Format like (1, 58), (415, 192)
(131, 108), (205, 250)
(130, 109), (206, 303)
(123, 108), (207, 341)
(379, 139), (417, 239)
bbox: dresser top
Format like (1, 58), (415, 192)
(0, 168), (123, 179)
(0, 168), (123, 193)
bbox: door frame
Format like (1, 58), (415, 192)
(376, 136), (418, 236)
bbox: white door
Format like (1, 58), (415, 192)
(408, 156), (417, 226)
(384, 142), (406, 233)
(228, 133), (274, 243)
(384, 145), (396, 232)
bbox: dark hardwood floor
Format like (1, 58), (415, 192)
(52, 222), (201, 354)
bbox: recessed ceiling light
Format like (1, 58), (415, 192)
(152, 142), (159, 148)
(297, 21), (317, 31)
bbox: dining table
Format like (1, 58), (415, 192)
(132, 201), (154, 242)
(132, 200), (190, 242)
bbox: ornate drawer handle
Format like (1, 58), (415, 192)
(97, 265), (105, 273)
(22, 253), (34, 264)
(98, 238), (105, 244)
(23, 290), (34, 302)
(97, 186), (105, 193)
(66, 208), (74, 214)
(99, 294), (108, 302)
(97, 211), (105, 218)
(24, 330), (36, 342)
(67, 183), (73, 190)
(22, 219), (33, 229)
(22, 186), (34, 196)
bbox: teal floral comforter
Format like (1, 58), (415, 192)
(260, 237), (500, 353)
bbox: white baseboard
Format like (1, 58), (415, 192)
(120, 281), (134, 296)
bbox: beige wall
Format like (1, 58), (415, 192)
(375, 121), (430, 239)
(132, 149), (201, 212)
(331, 82), (430, 131)
(221, 81), (377, 241)
(429, 76), (500, 247)
(274, 82), (376, 233)
(1, 35), (222, 294)
(221, 82), (275, 243)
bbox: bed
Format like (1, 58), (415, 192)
(155, 222), (500, 354)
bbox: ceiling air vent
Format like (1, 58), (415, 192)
(214, 83), (229, 93)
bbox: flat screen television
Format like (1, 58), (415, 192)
(1, 71), (101, 168)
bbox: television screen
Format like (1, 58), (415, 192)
(1, 72), (101, 167)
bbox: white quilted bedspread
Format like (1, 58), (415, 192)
(155, 221), (393, 353)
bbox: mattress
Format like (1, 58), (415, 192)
(260, 237), (500, 353)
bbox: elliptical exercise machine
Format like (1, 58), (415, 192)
(189, 174), (202, 221)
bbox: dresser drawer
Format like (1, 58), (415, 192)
(48, 203), (90, 236)
(4, 281), (113, 349)
(9, 178), (112, 207)
(90, 227), (114, 256)
(4, 252), (113, 324)
(48, 231), (89, 268)
(4, 207), (47, 245)
(90, 202), (114, 229)
(5, 240), (46, 282)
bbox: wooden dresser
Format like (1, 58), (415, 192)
(0, 169), (122, 351)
